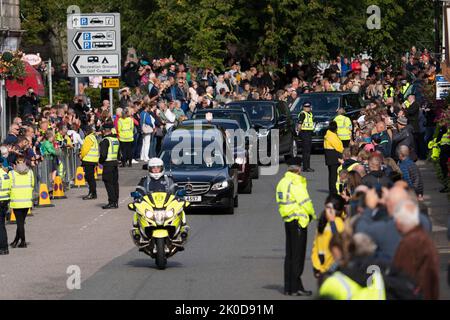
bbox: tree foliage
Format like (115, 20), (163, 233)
(20, 0), (436, 69)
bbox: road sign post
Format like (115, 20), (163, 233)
(67, 13), (121, 78)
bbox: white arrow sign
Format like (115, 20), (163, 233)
(73, 31), (116, 51)
(71, 54), (120, 76)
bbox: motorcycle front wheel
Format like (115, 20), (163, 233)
(155, 238), (167, 270)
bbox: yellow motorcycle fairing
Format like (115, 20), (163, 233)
(132, 192), (189, 230)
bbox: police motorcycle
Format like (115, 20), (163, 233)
(128, 188), (190, 270)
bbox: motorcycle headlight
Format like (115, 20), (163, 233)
(165, 209), (174, 219)
(145, 210), (154, 219)
(211, 180), (229, 190)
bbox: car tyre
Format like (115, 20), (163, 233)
(234, 195), (239, 207)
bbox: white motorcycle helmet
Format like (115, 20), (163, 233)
(148, 158), (165, 180)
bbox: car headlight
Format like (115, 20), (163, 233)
(314, 121), (329, 131)
(235, 156), (246, 165)
(211, 180), (229, 190)
(145, 210), (154, 219)
(165, 209), (174, 219)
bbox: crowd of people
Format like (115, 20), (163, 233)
(1, 47), (449, 299)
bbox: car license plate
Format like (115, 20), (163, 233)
(185, 196), (202, 202)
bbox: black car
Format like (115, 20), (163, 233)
(289, 92), (364, 149)
(192, 108), (259, 179)
(182, 119), (253, 194)
(160, 123), (239, 214)
(225, 101), (297, 162)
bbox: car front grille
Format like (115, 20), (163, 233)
(177, 182), (211, 195)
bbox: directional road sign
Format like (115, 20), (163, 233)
(67, 13), (121, 77)
(71, 55), (120, 76)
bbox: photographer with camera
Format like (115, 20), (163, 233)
(19, 88), (39, 118)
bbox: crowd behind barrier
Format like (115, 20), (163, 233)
(0, 47), (449, 299)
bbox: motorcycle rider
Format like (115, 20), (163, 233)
(132, 158), (189, 243)
(135, 158), (176, 195)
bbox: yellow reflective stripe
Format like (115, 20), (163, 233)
(284, 213), (308, 221)
(298, 198), (311, 206)
(333, 272), (352, 300)
(11, 172), (33, 188)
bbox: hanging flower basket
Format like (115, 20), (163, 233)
(0, 50), (26, 81)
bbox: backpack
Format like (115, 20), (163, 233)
(382, 267), (423, 300)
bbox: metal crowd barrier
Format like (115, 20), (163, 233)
(31, 147), (80, 204)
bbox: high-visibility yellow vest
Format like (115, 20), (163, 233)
(104, 137), (119, 162)
(319, 270), (386, 300)
(440, 128), (450, 146)
(404, 100), (411, 109)
(0, 167), (11, 202)
(9, 170), (34, 209)
(401, 83), (411, 95)
(82, 133), (99, 163)
(334, 115), (352, 141)
(299, 111), (314, 131)
(384, 87), (394, 99)
(276, 172), (316, 228)
(428, 139), (441, 161)
(336, 162), (360, 191)
(118, 117), (134, 142)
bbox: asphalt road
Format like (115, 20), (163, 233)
(1, 155), (449, 300)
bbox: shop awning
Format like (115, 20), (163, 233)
(5, 62), (45, 97)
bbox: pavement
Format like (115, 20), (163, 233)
(0, 156), (448, 300)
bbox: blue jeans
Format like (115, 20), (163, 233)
(149, 134), (157, 158)
(133, 132), (143, 160)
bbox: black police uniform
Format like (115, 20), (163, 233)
(99, 134), (119, 209)
(135, 175), (176, 196)
(298, 109), (314, 171)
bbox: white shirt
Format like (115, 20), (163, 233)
(165, 109), (176, 130)
(68, 130), (83, 148)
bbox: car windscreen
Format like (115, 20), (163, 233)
(232, 104), (274, 123)
(290, 96), (341, 114)
(193, 112), (250, 131)
(160, 149), (226, 169)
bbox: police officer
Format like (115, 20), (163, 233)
(136, 158), (176, 196)
(80, 126), (99, 200)
(99, 123), (120, 209)
(334, 107), (352, 148)
(0, 162), (11, 255)
(400, 79), (411, 102)
(437, 126), (450, 193)
(117, 108), (135, 167)
(384, 82), (394, 100)
(133, 158), (190, 240)
(298, 102), (315, 172)
(276, 165), (316, 296)
(9, 156), (34, 248)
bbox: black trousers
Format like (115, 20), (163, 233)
(284, 221), (308, 293)
(119, 141), (134, 165)
(440, 145), (450, 183)
(102, 165), (119, 204)
(0, 202), (8, 250)
(328, 164), (339, 194)
(13, 208), (28, 242)
(342, 140), (350, 148)
(82, 162), (97, 195)
(300, 131), (312, 170)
